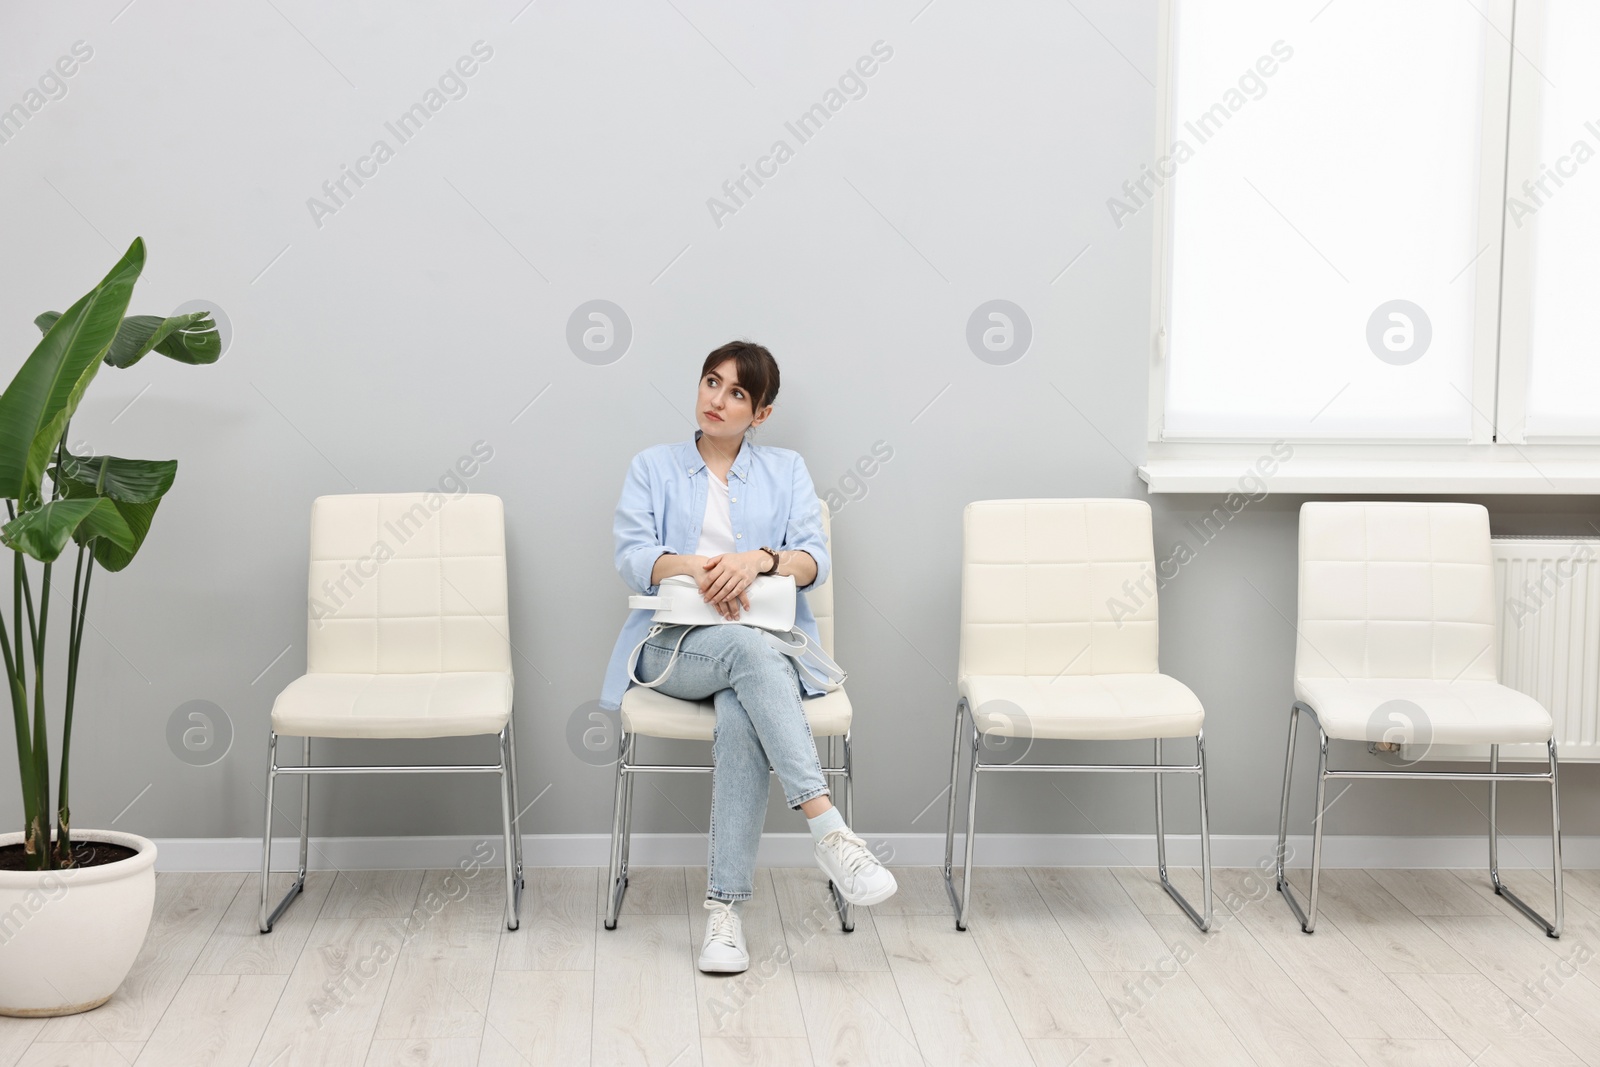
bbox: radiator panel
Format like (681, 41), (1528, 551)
(1415, 537), (1600, 762)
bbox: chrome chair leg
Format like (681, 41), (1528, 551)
(258, 732), (279, 933)
(1550, 738), (1565, 938)
(506, 708), (525, 889)
(1489, 743), (1499, 882)
(941, 697), (967, 927)
(825, 732), (856, 933)
(1488, 740), (1564, 938)
(842, 733), (856, 839)
(1154, 737), (1166, 875)
(1277, 702), (1327, 933)
(1275, 703), (1299, 896)
(619, 734), (638, 875)
(1303, 726), (1330, 932)
(604, 730), (631, 931)
(1550, 738), (1564, 938)
(260, 734), (310, 934)
(498, 724), (521, 931)
(1282, 704), (1563, 939)
(1153, 734), (1213, 932)
(942, 699), (1213, 933)
(298, 739), (311, 883)
(1196, 731), (1214, 928)
(955, 708), (981, 931)
(259, 729), (531, 936)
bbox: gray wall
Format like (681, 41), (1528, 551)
(1, 0), (1594, 854)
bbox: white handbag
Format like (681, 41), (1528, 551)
(625, 573), (847, 693)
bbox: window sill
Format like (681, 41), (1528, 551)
(1139, 453), (1600, 495)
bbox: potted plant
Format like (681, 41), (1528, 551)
(0, 237), (218, 1016)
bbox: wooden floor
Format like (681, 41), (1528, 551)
(3, 863), (1598, 1066)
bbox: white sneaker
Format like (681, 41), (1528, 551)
(698, 899), (749, 973)
(815, 828), (898, 906)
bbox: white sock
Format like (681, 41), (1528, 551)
(807, 806), (847, 843)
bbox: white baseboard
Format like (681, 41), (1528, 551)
(151, 832), (1599, 872)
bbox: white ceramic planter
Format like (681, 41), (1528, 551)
(0, 829), (156, 1017)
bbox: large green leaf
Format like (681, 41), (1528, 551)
(33, 310), (220, 368)
(50, 452), (177, 571)
(0, 239), (146, 506)
(52, 452), (177, 504)
(0, 499), (136, 564)
(80, 497), (158, 572)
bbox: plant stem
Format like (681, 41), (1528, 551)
(7, 501), (30, 673)
(29, 559), (50, 871)
(11, 546), (42, 868)
(62, 550), (94, 860)
(5, 502), (32, 858)
(15, 542), (38, 677)
(56, 545), (87, 867)
(0, 567), (36, 866)
(74, 555), (92, 670)
(47, 426), (71, 866)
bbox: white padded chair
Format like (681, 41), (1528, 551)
(1277, 501), (1562, 937)
(943, 499), (1213, 931)
(258, 493), (525, 933)
(605, 499), (856, 930)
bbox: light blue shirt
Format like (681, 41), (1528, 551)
(599, 430), (831, 711)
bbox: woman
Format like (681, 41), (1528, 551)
(599, 340), (897, 974)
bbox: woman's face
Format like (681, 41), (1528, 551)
(697, 357), (769, 442)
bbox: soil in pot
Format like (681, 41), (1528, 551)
(0, 841), (141, 871)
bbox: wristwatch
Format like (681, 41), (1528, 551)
(758, 546), (781, 575)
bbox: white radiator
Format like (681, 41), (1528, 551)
(1419, 537), (1600, 762)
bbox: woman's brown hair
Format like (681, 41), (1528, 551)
(701, 340), (779, 414)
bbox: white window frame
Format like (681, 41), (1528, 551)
(1494, 0), (1600, 446)
(1140, 0), (1600, 494)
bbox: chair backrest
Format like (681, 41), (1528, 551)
(305, 493), (511, 675)
(959, 499), (1158, 680)
(1296, 501), (1497, 683)
(809, 498), (836, 659)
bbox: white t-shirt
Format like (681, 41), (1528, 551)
(695, 468), (738, 557)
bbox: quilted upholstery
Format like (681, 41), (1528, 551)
(303, 493), (511, 675)
(620, 498), (848, 740)
(959, 499), (1203, 741)
(1294, 502), (1552, 745)
(962, 674), (1203, 741)
(270, 493), (513, 739)
(271, 671), (514, 739)
(1296, 678), (1552, 746)
(960, 499), (1158, 679)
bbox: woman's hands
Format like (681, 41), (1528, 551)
(696, 551), (769, 619)
(650, 548), (799, 620)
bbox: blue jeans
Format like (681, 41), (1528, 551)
(633, 623), (830, 902)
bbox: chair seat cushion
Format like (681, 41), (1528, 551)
(1295, 678), (1552, 745)
(620, 685), (852, 741)
(270, 672), (513, 739)
(960, 673), (1204, 740)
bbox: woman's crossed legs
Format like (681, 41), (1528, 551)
(635, 622), (828, 901)
(634, 622), (898, 973)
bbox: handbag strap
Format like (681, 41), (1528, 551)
(764, 628), (848, 690)
(627, 623), (695, 688)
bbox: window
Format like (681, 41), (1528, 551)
(1144, 0), (1600, 490)
(1498, 0), (1600, 442)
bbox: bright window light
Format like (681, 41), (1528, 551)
(1520, 1), (1600, 438)
(1161, 1), (1489, 440)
